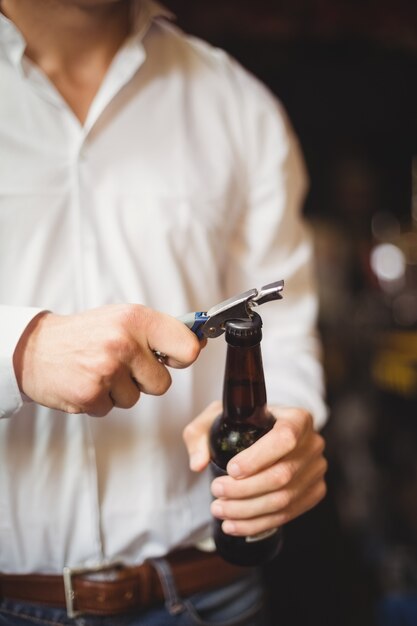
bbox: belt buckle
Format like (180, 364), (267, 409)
(63, 560), (125, 618)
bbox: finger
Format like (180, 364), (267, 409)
(220, 479), (327, 537)
(226, 408), (315, 479)
(142, 309), (202, 369)
(130, 351), (172, 396)
(107, 372), (141, 409)
(212, 458), (302, 500)
(183, 401), (222, 471)
(213, 431), (326, 499)
(83, 393), (115, 418)
(67, 369), (142, 416)
(211, 455), (328, 521)
(153, 341), (206, 366)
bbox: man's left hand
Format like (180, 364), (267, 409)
(183, 402), (327, 537)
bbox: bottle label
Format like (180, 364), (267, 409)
(245, 528), (279, 543)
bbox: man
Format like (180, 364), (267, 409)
(0, 0), (328, 624)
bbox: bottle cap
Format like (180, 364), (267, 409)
(225, 312), (262, 346)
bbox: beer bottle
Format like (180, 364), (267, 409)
(209, 312), (282, 566)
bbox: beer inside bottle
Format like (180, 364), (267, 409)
(209, 312), (282, 566)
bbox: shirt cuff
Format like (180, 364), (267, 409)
(0, 306), (45, 418)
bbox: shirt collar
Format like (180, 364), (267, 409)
(0, 10), (26, 66)
(130, 0), (174, 41)
(0, 0), (174, 68)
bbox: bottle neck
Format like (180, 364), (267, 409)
(222, 340), (269, 424)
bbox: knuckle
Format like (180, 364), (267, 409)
(90, 349), (122, 381)
(278, 423), (298, 451)
(74, 380), (104, 409)
(86, 407), (110, 418)
(269, 469), (284, 491)
(182, 421), (198, 444)
(313, 432), (326, 455)
(319, 455), (329, 477)
(307, 479), (327, 509)
(274, 489), (291, 511)
(276, 510), (291, 526)
(105, 330), (131, 362)
(150, 372), (172, 396)
(119, 303), (144, 326)
(307, 485), (325, 512)
(310, 452), (328, 481)
(301, 409), (314, 429)
(120, 393), (140, 410)
(181, 339), (200, 365)
(317, 479), (328, 501)
(64, 403), (83, 415)
(269, 491), (282, 512)
(271, 462), (293, 487)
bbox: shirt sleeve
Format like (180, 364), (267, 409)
(225, 68), (328, 429)
(0, 306), (45, 418)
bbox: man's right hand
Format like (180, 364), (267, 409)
(13, 304), (202, 416)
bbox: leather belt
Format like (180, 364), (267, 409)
(0, 548), (246, 618)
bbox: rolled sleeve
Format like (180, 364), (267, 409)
(0, 306), (45, 417)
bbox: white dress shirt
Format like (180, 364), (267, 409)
(0, 1), (326, 573)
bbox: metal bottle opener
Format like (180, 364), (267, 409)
(179, 279), (284, 339)
(153, 280), (284, 362)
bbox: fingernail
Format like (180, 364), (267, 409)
(228, 462), (242, 478)
(211, 502), (223, 517)
(222, 521), (236, 534)
(211, 481), (224, 497)
(190, 452), (203, 470)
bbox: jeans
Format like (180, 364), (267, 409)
(0, 560), (269, 626)
(375, 593), (417, 626)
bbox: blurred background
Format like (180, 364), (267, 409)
(167, 2), (417, 624)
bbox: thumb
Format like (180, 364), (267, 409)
(183, 401), (221, 472)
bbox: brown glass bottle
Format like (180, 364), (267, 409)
(209, 312), (282, 566)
